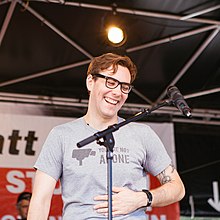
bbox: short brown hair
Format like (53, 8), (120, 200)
(87, 53), (137, 83)
(17, 192), (32, 204)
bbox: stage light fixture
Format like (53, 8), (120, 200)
(101, 3), (127, 47)
(106, 24), (126, 47)
(107, 26), (124, 44)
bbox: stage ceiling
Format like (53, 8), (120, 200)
(0, 0), (220, 124)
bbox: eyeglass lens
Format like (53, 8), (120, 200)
(105, 77), (131, 93)
(92, 74), (132, 94)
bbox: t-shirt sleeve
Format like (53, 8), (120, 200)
(142, 125), (172, 176)
(34, 127), (63, 181)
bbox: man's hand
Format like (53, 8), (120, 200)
(93, 187), (146, 217)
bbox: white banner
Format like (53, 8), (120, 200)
(0, 113), (175, 168)
(0, 113), (73, 168)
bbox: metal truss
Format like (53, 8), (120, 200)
(0, 0), (220, 125)
(0, 92), (220, 125)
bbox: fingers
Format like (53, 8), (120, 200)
(93, 193), (122, 217)
(112, 186), (125, 193)
(94, 202), (123, 217)
(93, 201), (108, 211)
(93, 187), (133, 216)
(93, 195), (108, 214)
(93, 194), (108, 201)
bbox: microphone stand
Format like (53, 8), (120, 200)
(77, 100), (171, 220)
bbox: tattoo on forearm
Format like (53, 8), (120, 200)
(169, 163), (175, 173)
(160, 164), (175, 185)
(161, 170), (171, 184)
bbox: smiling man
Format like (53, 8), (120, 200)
(85, 59), (134, 130)
(28, 53), (185, 219)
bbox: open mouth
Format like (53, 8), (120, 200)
(105, 97), (118, 105)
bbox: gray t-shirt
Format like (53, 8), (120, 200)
(34, 117), (171, 219)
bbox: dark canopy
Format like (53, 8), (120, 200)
(0, 0), (220, 122)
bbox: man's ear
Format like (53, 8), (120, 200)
(86, 74), (93, 92)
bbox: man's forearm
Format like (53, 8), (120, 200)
(150, 179), (185, 207)
(149, 166), (185, 207)
(27, 201), (51, 220)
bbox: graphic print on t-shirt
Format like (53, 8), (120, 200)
(72, 146), (129, 166)
(72, 148), (96, 165)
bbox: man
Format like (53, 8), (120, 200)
(28, 53), (185, 219)
(16, 192), (32, 220)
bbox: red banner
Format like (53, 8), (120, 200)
(0, 168), (62, 220)
(0, 168), (179, 220)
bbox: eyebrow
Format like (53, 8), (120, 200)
(93, 73), (131, 85)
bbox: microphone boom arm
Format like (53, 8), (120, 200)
(77, 99), (171, 148)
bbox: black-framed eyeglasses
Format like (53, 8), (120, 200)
(92, 73), (133, 94)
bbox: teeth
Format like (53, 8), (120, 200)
(105, 97), (118, 105)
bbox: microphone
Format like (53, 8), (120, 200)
(167, 86), (192, 118)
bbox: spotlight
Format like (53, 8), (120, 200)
(107, 26), (125, 45)
(103, 11), (127, 47)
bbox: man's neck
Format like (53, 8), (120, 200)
(84, 114), (118, 131)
